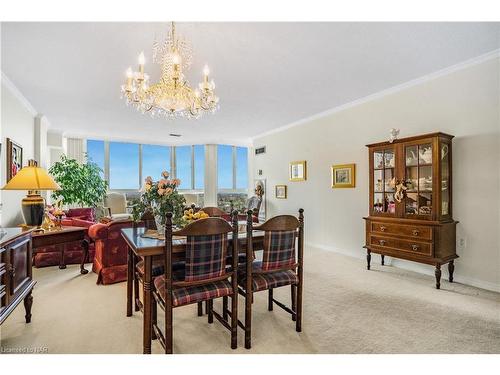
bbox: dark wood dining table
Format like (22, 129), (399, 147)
(121, 226), (264, 354)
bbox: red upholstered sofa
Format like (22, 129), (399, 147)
(89, 219), (141, 285)
(33, 207), (96, 268)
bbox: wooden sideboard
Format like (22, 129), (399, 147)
(363, 132), (458, 289)
(0, 228), (36, 325)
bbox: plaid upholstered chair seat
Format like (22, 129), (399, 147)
(154, 275), (233, 307)
(238, 261), (298, 292)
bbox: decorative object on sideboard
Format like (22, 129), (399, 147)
(364, 132), (458, 289)
(251, 179), (266, 221)
(121, 22), (218, 119)
(289, 160), (307, 181)
(389, 128), (400, 143)
(275, 185), (287, 199)
(331, 164), (356, 188)
(2, 159), (61, 227)
(6, 138), (23, 182)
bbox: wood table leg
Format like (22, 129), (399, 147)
(80, 239), (89, 274)
(58, 244), (66, 269)
(448, 260), (455, 283)
(366, 249), (371, 270)
(381, 254), (385, 266)
(143, 256), (153, 354)
(435, 263), (442, 289)
(24, 291), (33, 323)
(126, 247), (133, 317)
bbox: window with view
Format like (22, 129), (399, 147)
(217, 145), (248, 211)
(109, 142), (140, 190)
(86, 139), (105, 177)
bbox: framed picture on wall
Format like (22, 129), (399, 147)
(6, 138), (23, 182)
(289, 160), (307, 181)
(275, 185), (287, 199)
(331, 163), (355, 188)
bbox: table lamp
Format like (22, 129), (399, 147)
(2, 159), (61, 227)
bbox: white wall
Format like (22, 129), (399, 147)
(253, 56), (500, 291)
(1, 78), (36, 227)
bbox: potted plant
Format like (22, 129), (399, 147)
(49, 155), (108, 208)
(141, 171), (186, 233)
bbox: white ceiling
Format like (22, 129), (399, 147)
(1, 22), (499, 146)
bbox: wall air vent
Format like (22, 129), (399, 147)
(169, 133), (182, 137)
(255, 146), (266, 155)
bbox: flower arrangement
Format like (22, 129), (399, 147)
(140, 171), (186, 231)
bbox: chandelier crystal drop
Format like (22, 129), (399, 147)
(120, 22), (219, 119)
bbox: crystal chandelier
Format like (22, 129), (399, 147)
(121, 22), (219, 119)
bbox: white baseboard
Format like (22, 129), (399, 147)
(307, 242), (500, 293)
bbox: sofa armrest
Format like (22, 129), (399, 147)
(88, 223), (108, 241)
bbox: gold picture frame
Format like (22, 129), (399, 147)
(289, 160), (307, 181)
(275, 185), (287, 199)
(331, 163), (355, 188)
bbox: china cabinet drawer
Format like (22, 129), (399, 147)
(370, 235), (432, 256)
(371, 222), (432, 241)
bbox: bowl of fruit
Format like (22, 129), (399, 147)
(181, 208), (209, 226)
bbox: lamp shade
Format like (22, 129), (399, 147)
(2, 159), (60, 191)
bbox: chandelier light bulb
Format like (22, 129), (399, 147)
(210, 79), (215, 89)
(138, 52), (146, 65)
(203, 65), (210, 76)
(194, 89), (201, 98)
(172, 53), (181, 65)
(126, 67), (133, 78)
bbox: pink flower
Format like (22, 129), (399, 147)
(158, 188), (165, 196)
(162, 171), (169, 178)
(172, 178), (181, 186)
(145, 176), (153, 184)
(164, 187), (173, 196)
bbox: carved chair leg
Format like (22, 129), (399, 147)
(448, 260), (455, 283)
(435, 264), (442, 289)
(24, 291), (33, 323)
(231, 293), (238, 349)
(197, 301), (203, 316)
(223, 296), (229, 320)
(268, 289), (273, 311)
(165, 301), (173, 354)
(366, 249), (371, 270)
(245, 290), (252, 349)
(381, 254), (385, 266)
(208, 299), (214, 324)
(291, 284), (297, 321)
(152, 297), (157, 340)
(296, 280), (303, 332)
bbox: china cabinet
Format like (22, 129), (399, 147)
(363, 132), (458, 289)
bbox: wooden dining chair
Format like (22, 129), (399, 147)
(237, 209), (304, 349)
(152, 212), (239, 353)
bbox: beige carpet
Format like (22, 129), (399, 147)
(1, 247), (499, 354)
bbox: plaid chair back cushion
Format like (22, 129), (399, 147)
(185, 233), (228, 282)
(261, 230), (297, 271)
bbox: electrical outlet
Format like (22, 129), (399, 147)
(457, 238), (467, 250)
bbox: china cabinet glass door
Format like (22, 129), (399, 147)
(373, 147), (396, 215)
(440, 140), (451, 219)
(404, 142), (433, 218)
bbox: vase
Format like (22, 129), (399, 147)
(154, 215), (165, 235)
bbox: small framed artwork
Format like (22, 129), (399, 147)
(289, 160), (307, 181)
(275, 185), (287, 199)
(6, 138), (23, 182)
(331, 163), (355, 188)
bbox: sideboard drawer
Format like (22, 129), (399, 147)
(370, 235), (432, 256)
(371, 222), (433, 241)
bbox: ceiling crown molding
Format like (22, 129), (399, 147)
(1, 70), (38, 117)
(252, 48), (500, 142)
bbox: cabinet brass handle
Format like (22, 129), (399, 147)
(411, 244), (419, 251)
(9, 265), (15, 278)
(380, 226), (387, 232)
(412, 229), (419, 236)
(379, 240), (386, 246)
